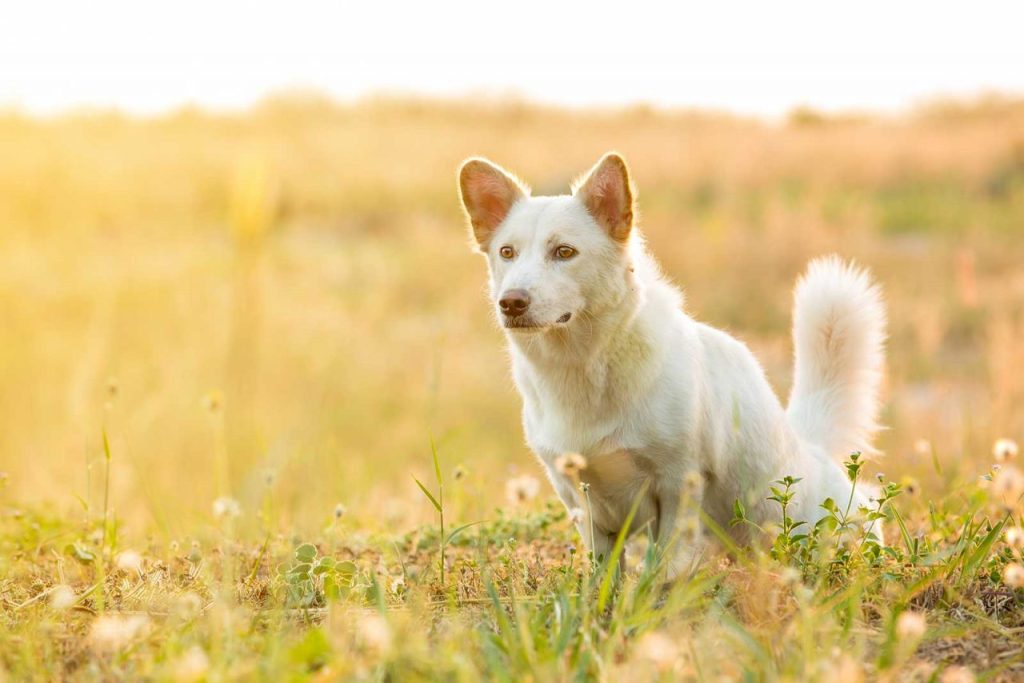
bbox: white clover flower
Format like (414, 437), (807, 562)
(554, 452), (587, 477)
(991, 465), (1024, 506)
(174, 645), (210, 682)
(994, 438), (1019, 463)
(940, 665), (976, 683)
(568, 507), (585, 525)
(896, 610), (927, 639)
(505, 475), (540, 505)
(49, 584), (77, 610)
(115, 550), (143, 574)
(212, 496), (241, 520)
(358, 613), (393, 652)
(1003, 562), (1024, 588)
(89, 614), (149, 651)
(779, 567), (801, 586)
(636, 631), (678, 671)
(1004, 526), (1024, 549)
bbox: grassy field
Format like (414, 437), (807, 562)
(1, 94), (1024, 680)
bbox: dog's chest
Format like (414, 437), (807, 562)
(579, 449), (659, 535)
(518, 370), (636, 458)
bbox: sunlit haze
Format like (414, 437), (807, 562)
(3, 0), (1024, 117)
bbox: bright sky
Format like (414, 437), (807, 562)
(3, 1), (1023, 117)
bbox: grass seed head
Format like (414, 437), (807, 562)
(201, 391), (222, 415)
(901, 476), (920, 496)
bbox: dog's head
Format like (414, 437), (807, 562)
(458, 153), (637, 332)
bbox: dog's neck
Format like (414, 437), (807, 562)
(505, 247), (654, 374)
(502, 246), (681, 440)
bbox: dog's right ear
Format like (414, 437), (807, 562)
(458, 158), (528, 251)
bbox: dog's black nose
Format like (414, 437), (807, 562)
(499, 289), (531, 317)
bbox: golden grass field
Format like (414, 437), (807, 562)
(1, 94), (1024, 680)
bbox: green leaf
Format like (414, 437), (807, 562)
(891, 505), (915, 557)
(413, 476), (442, 512)
(65, 542), (96, 564)
(429, 432), (443, 487)
(295, 543), (317, 562)
(960, 517), (1006, 583)
(446, 520), (486, 545)
(731, 498), (747, 527)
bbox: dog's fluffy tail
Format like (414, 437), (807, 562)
(786, 256), (887, 459)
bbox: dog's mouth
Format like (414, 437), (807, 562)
(504, 318), (544, 331)
(503, 312), (573, 330)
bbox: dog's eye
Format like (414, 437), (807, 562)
(554, 245), (577, 260)
(499, 246), (516, 260)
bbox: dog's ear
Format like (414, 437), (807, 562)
(573, 153), (635, 243)
(458, 158), (528, 251)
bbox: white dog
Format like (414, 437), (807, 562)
(458, 153), (886, 576)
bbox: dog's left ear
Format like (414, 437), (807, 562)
(573, 152), (635, 243)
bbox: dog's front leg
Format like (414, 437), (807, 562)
(547, 469), (592, 546)
(655, 473), (704, 581)
(546, 469), (622, 567)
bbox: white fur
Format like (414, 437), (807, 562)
(460, 156), (887, 577)
(787, 256), (887, 458)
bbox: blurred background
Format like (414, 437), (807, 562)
(2, 1), (1023, 539)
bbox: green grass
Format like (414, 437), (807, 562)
(2, 96), (1024, 680)
(1, 449), (1022, 681)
